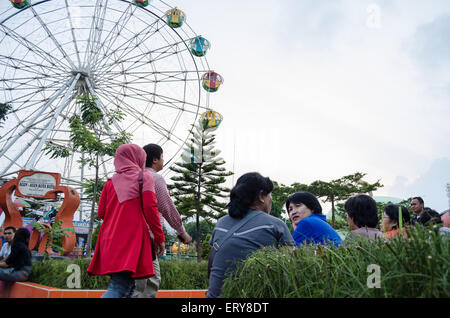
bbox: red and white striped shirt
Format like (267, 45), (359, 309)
(146, 167), (185, 234)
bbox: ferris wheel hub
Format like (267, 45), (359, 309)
(71, 70), (90, 78)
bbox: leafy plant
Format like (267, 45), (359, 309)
(0, 102), (12, 128)
(82, 178), (107, 204)
(201, 233), (212, 260)
(30, 220), (75, 259)
(91, 220), (102, 250)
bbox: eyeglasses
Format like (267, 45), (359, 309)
(3, 232), (13, 235)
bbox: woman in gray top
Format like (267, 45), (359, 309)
(207, 172), (294, 298)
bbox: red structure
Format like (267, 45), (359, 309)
(0, 170), (79, 256)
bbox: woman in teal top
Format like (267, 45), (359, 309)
(286, 191), (342, 247)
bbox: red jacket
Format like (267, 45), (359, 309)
(87, 179), (164, 279)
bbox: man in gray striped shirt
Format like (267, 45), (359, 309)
(133, 143), (192, 298)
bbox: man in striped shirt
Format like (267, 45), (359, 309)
(132, 143), (192, 298)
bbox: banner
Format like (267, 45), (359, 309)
(72, 221), (98, 234)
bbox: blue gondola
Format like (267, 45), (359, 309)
(190, 36), (210, 57)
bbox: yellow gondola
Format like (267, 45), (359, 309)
(165, 8), (186, 28)
(201, 110), (223, 129)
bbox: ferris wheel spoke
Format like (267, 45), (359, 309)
(23, 73), (80, 170)
(94, 37), (188, 74)
(64, 0), (82, 67)
(95, 65), (201, 85)
(0, 128), (46, 175)
(1, 77), (64, 93)
(96, 79), (203, 115)
(95, 50), (189, 81)
(96, 65), (189, 84)
(28, 5), (77, 70)
(94, 88), (158, 135)
(0, 53), (66, 78)
(96, 70), (208, 87)
(84, 76), (127, 138)
(93, 15), (161, 66)
(93, 18), (162, 75)
(0, 97), (66, 175)
(84, 0), (109, 69)
(0, 72), (65, 86)
(102, 75), (199, 85)
(95, 38), (191, 79)
(90, 2), (135, 70)
(3, 77), (69, 118)
(2, 87), (62, 115)
(2, 75), (63, 100)
(101, 78), (205, 113)
(95, 87), (185, 145)
(0, 73), (65, 95)
(0, 25), (69, 72)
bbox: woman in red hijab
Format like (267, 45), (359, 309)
(87, 144), (165, 298)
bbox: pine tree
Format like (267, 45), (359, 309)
(169, 118), (233, 262)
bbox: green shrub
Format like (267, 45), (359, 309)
(159, 259), (208, 289)
(28, 258), (208, 290)
(201, 234), (212, 260)
(221, 225), (449, 298)
(29, 258), (109, 289)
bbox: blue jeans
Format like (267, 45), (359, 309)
(102, 271), (135, 298)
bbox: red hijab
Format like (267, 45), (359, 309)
(111, 144), (155, 203)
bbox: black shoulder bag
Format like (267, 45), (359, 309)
(138, 170), (157, 261)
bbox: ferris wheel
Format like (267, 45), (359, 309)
(0, 0), (224, 188)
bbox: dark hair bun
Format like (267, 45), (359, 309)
(228, 172), (273, 219)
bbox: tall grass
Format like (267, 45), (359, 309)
(221, 226), (449, 298)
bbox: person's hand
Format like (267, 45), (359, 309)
(178, 232), (192, 244)
(156, 242), (165, 257)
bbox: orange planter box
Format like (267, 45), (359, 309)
(0, 281), (207, 298)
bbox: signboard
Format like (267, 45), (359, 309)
(73, 221), (98, 234)
(22, 217), (35, 226)
(15, 170), (61, 199)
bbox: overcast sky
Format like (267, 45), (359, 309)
(1, 1), (449, 214)
(177, 0), (450, 211)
